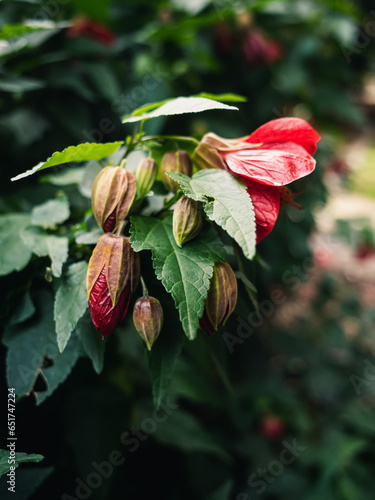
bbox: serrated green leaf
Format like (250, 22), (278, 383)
(0, 450), (44, 478)
(54, 261), (88, 353)
(3, 290), (81, 404)
(11, 142), (123, 181)
(0, 214), (32, 276)
(130, 216), (226, 340)
(169, 170), (256, 260)
(122, 96), (238, 123)
(31, 197), (70, 229)
(75, 310), (105, 374)
(21, 227), (68, 277)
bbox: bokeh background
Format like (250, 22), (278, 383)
(1, 0), (375, 499)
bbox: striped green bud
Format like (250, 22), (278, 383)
(135, 157), (158, 198)
(173, 196), (202, 247)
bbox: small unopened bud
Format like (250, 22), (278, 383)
(135, 158), (158, 198)
(160, 150), (192, 192)
(87, 234), (140, 337)
(173, 196), (202, 247)
(133, 296), (163, 350)
(192, 133), (230, 171)
(91, 166), (136, 232)
(199, 262), (237, 335)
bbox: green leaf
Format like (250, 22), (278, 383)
(3, 290), (81, 404)
(75, 310), (105, 374)
(147, 301), (185, 406)
(0, 214), (32, 276)
(21, 227), (69, 277)
(122, 96), (238, 123)
(152, 409), (230, 461)
(31, 197), (70, 229)
(41, 166), (86, 186)
(130, 216), (226, 340)
(0, 466), (53, 500)
(0, 21), (70, 40)
(0, 450), (44, 478)
(0, 73), (44, 92)
(170, 170), (256, 260)
(9, 291), (36, 326)
(54, 261), (88, 353)
(11, 142), (123, 181)
(194, 92), (247, 102)
(75, 227), (103, 245)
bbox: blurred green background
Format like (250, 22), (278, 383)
(1, 0), (375, 499)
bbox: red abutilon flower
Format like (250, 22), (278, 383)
(87, 234), (140, 338)
(192, 117), (320, 243)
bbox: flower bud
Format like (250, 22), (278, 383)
(199, 262), (237, 336)
(192, 133), (230, 171)
(133, 296), (163, 350)
(173, 196), (202, 247)
(160, 150), (192, 192)
(91, 166), (136, 232)
(87, 234), (140, 337)
(135, 158), (158, 198)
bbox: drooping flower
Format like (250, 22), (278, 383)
(192, 117), (320, 242)
(87, 234), (140, 337)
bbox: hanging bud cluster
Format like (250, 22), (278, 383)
(199, 262), (237, 335)
(87, 233), (140, 337)
(161, 150), (192, 192)
(135, 157), (158, 198)
(91, 166), (136, 232)
(173, 196), (202, 247)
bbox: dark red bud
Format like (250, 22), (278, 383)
(87, 234), (140, 337)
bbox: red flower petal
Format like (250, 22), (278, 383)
(246, 117), (320, 155)
(223, 142), (316, 187)
(241, 178), (280, 243)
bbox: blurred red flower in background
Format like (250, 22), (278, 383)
(68, 17), (116, 46)
(242, 28), (284, 65)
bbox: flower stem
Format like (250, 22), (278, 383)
(140, 276), (149, 297)
(115, 220), (128, 236)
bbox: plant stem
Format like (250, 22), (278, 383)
(140, 276), (149, 297)
(116, 220), (128, 236)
